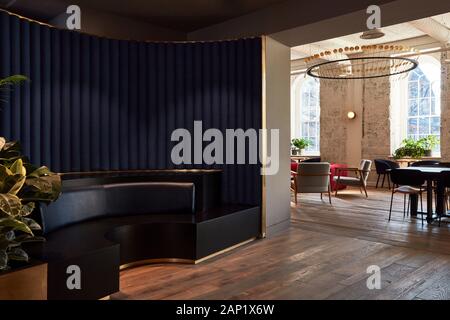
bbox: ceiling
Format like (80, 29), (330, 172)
(291, 12), (450, 60)
(0, 0), (287, 32)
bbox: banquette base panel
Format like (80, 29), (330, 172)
(25, 170), (261, 300)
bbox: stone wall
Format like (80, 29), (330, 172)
(319, 52), (450, 184)
(319, 79), (349, 164)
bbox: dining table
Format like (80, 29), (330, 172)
(398, 166), (450, 223)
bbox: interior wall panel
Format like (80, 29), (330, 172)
(0, 11), (262, 206)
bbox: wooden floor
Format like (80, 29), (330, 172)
(113, 188), (450, 300)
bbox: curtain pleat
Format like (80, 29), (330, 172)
(0, 11), (262, 206)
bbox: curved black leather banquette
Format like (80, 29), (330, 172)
(26, 170), (261, 300)
(41, 182), (195, 234)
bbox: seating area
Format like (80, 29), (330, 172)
(27, 170), (260, 300)
(1, 0), (450, 303)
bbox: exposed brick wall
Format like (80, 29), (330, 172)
(319, 52), (449, 184)
(319, 79), (348, 164)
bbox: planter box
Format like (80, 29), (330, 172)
(0, 262), (47, 300)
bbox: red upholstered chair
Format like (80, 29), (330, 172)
(330, 163), (348, 191)
(291, 160), (298, 173)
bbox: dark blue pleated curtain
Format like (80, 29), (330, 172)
(0, 11), (262, 206)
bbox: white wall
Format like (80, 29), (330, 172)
(263, 36), (291, 236)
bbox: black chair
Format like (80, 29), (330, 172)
(410, 160), (440, 167)
(389, 169), (425, 224)
(437, 171), (450, 227)
(302, 157), (321, 163)
(437, 162), (450, 168)
(374, 159), (399, 189)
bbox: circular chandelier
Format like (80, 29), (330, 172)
(304, 45), (419, 80)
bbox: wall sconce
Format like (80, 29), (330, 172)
(347, 111), (356, 119)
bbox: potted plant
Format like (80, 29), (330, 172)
(0, 75), (61, 299)
(291, 138), (311, 156)
(393, 138), (426, 159)
(418, 135), (439, 157)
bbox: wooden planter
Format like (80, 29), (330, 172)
(0, 262), (47, 300)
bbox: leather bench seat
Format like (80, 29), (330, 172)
(40, 182), (195, 234)
(26, 178), (260, 300)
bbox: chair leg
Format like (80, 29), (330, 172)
(320, 193), (323, 200)
(407, 196), (410, 217)
(376, 174), (380, 189)
(403, 194), (406, 219)
(328, 184), (332, 205)
(335, 177), (340, 196)
(381, 174), (386, 188)
(420, 193), (423, 212)
(362, 184), (368, 198)
(387, 175), (391, 190)
(388, 190), (395, 221)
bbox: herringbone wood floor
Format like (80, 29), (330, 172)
(113, 188), (450, 300)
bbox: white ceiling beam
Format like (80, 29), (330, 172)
(408, 18), (450, 46)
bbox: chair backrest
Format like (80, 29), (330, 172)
(383, 159), (400, 169)
(438, 162), (450, 168)
(302, 157), (321, 163)
(374, 159), (390, 174)
(438, 171), (450, 188)
(296, 162), (330, 193)
(410, 160), (440, 167)
(390, 169), (425, 187)
(359, 160), (372, 182)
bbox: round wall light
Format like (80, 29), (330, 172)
(347, 111), (356, 119)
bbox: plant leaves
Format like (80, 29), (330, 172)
(0, 250), (7, 270)
(10, 158), (26, 176)
(0, 75), (28, 87)
(0, 137), (5, 151)
(19, 174), (61, 203)
(5, 230), (15, 241)
(8, 247), (29, 262)
(27, 166), (52, 178)
(22, 217), (41, 231)
(0, 193), (22, 216)
(0, 218), (33, 235)
(20, 202), (35, 217)
(15, 234), (45, 243)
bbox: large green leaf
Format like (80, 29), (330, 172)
(0, 75), (28, 87)
(0, 218), (33, 235)
(20, 174), (61, 202)
(27, 166), (52, 178)
(20, 202), (35, 217)
(4, 174), (26, 195)
(10, 159), (26, 176)
(15, 234), (45, 244)
(0, 137), (5, 151)
(8, 248), (29, 262)
(0, 140), (22, 161)
(0, 193), (22, 216)
(21, 217), (41, 231)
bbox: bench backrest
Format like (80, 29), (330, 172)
(40, 182), (195, 234)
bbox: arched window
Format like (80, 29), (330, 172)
(407, 60), (441, 153)
(291, 76), (320, 154)
(390, 55), (441, 155)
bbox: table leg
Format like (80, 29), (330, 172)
(435, 182), (445, 218)
(426, 179), (433, 223)
(410, 194), (418, 217)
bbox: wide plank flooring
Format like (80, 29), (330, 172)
(113, 188), (450, 300)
